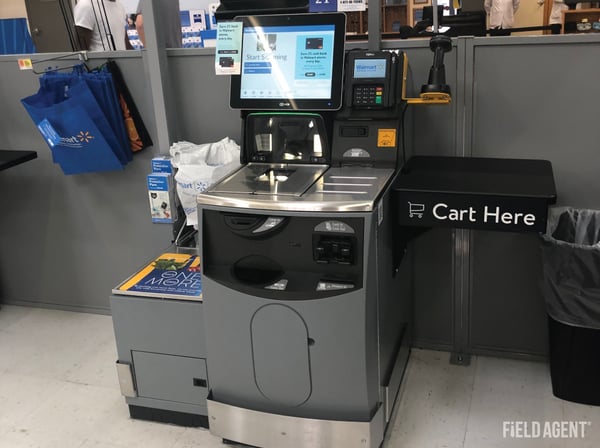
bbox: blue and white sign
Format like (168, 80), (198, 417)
(309, 0), (338, 13)
(309, 0), (367, 12)
(215, 21), (243, 75)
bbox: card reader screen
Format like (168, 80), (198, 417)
(353, 58), (387, 79)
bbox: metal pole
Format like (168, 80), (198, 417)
(432, 0), (439, 34)
(140, 0), (176, 153)
(368, 0), (381, 51)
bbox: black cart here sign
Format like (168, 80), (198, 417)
(396, 192), (549, 233)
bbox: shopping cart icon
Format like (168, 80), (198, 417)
(408, 202), (425, 218)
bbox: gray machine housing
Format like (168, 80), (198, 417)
(197, 85), (411, 445)
(198, 193), (411, 447)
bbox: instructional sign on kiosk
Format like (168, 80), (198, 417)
(215, 21), (242, 75)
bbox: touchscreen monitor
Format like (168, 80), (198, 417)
(229, 13), (346, 111)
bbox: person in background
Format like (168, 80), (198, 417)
(549, 0), (568, 27)
(74, 0), (130, 51)
(127, 14), (137, 29)
(484, 0), (520, 34)
(135, 0), (182, 48)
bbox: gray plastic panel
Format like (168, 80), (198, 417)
(469, 230), (548, 356)
(251, 304), (312, 406)
(132, 351), (207, 405)
(110, 295), (206, 360)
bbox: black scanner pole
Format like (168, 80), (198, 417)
(422, 0), (452, 98)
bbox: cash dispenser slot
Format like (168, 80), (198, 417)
(313, 235), (355, 264)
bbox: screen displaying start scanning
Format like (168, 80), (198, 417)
(240, 25), (335, 100)
(230, 13), (346, 110)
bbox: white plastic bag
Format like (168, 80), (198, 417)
(170, 137), (241, 228)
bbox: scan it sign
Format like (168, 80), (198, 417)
(396, 192), (549, 233)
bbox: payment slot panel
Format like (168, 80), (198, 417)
(332, 50), (404, 169)
(344, 51), (398, 109)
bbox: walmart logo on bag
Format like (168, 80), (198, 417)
(37, 119), (95, 149)
(60, 131), (95, 148)
(77, 131), (94, 143)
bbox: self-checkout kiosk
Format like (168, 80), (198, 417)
(109, 8), (558, 444)
(196, 12), (413, 448)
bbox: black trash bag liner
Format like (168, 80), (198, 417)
(541, 207), (600, 329)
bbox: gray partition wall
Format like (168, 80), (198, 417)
(167, 49), (241, 145)
(382, 39), (461, 353)
(465, 35), (600, 359)
(0, 32), (599, 358)
(0, 53), (171, 313)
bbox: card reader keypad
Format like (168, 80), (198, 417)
(353, 85), (384, 106)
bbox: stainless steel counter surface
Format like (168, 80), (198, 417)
(197, 166), (395, 212)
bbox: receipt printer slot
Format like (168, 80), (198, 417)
(340, 126), (369, 137)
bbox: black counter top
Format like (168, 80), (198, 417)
(395, 156), (557, 200)
(0, 150), (37, 171)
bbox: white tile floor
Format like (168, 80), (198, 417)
(0, 305), (599, 448)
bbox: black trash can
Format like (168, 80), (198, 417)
(540, 207), (600, 405)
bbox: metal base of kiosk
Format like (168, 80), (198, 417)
(207, 398), (385, 448)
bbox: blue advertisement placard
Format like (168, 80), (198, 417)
(309, 0), (337, 13)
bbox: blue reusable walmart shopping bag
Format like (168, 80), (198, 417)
(22, 67), (130, 174)
(37, 72), (129, 166)
(41, 68), (131, 164)
(80, 68), (131, 163)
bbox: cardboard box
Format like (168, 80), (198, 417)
(190, 9), (206, 31)
(208, 3), (219, 30)
(200, 29), (217, 48)
(147, 173), (176, 223)
(151, 156), (172, 174)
